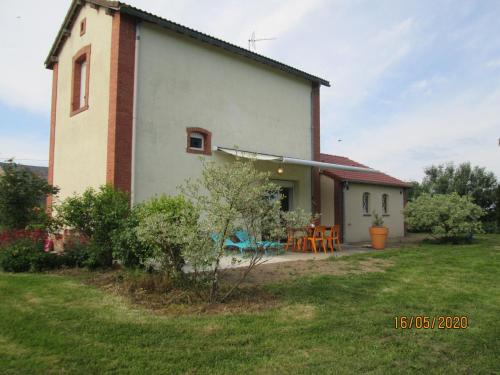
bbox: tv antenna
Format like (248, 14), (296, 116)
(248, 31), (277, 51)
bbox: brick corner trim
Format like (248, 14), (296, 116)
(106, 13), (136, 194)
(47, 63), (59, 213)
(186, 127), (212, 155)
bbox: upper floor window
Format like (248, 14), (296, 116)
(186, 127), (212, 155)
(382, 194), (389, 215)
(71, 45), (91, 116)
(80, 18), (86, 36)
(362, 192), (370, 214)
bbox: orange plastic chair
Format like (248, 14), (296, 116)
(306, 226), (327, 254)
(325, 225), (342, 253)
(284, 229), (295, 252)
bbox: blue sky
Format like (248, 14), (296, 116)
(0, 0), (499, 180)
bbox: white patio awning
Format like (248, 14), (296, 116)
(215, 147), (376, 173)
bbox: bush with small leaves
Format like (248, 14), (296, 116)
(135, 195), (198, 279)
(112, 206), (153, 269)
(0, 238), (63, 272)
(56, 185), (130, 268)
(404, 193), (484, 241)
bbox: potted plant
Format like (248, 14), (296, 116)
(369, 211), (388, 250)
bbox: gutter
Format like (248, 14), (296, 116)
(281, 157), (376, 173)
(130, 21), (141, 205)
(215, 146), (376, 174)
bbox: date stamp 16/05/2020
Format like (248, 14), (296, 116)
(394, 316), (469, 330)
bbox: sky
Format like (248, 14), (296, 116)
(0, 0), (499, 181)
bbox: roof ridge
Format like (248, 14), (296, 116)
(45, 1), (330, 87)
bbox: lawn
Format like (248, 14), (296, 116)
(1, 235), (499, 374)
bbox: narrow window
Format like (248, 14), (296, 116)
(382, 194), (389, 214)
(80, 18), (86, 36)
(362, 192), (370, 214)
(186, 127), (212, 155)
(79, 60), (87, 106)
(71, 45), (91, 116)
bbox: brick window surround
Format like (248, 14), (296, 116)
(186, 127), (212, 155)
(80, 18), (86, 36)
(70, 45), (91, 117)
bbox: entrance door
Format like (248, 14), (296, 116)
(280, 187), (292, 212)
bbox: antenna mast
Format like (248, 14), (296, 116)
(248, 31), (277, 51)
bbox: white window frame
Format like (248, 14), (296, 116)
(189, 132), (204, 150)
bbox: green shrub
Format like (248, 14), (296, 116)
(60, 243), (91, 268)
(31, 251), (64, 272)
(404, 193), (484, 241)
(56, 185), (130, 267)
(112, 207), (153, 268)
(482, 221), (499, 234)
(135, 195), (198, 278)
(0, 239), (63, 272)
(0, 239), (38, 272)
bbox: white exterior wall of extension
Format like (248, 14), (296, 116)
(52, 5), (113, 202)
(132, 23), (313, 209)
(343, 183), (405, 243)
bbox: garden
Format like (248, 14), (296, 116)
(0, 159), (499, 374)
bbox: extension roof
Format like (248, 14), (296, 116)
(45, 0), (330, 87)
(320, 153), (410, 188)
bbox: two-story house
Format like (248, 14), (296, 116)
(46, 0), (409, 243)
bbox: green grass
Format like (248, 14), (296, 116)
(1, 235), (499, 374)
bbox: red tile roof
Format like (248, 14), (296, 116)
(320, 153), (410, 187)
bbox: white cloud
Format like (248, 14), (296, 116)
(323, 87), (500, 180)
(0, 0), (69, 114)
(321, 17), (415, 111)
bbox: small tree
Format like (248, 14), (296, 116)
(403, 193), (484, 241)
(0, 161), (59, 229)
(181, 159), (283, 302)
(420, 162), (498, 221)
(56, 185), (130, 267)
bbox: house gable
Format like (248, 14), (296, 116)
(49, 3), (114, 202)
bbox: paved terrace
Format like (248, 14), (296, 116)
(216, 233), (426, 270)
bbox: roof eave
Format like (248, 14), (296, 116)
(44, 0), (120, 69)
(321, 171), (410, 188)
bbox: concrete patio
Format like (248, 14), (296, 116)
(217, 233), (426, 270)
(218, 244), (376, 269)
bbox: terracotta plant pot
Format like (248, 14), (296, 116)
(369, 226), (388, 250)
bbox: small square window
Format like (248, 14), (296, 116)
(189, 134), (204, 150)
(186, 128), (211, 155)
